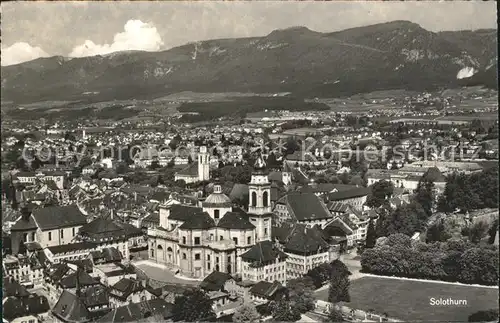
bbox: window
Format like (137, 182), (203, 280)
(194, 237), (200, 245)
(220, 235), (223, 241)
(214, 209), (220, 219)
(207, 255), (211, 261)
(228, 256), (231, 262)
(151, 249), (154, 257)
(264, 228), (268, 236)
(48, 232), (52, 241)
(207, 263), (211, 270)
(182, 253), (187, 260)
(195, 253), (201, 260)
(247, 236), (251, 244)
(263, 191), (269, 207)
(72, 228), (75, 236)
(31, 232), (36, 241)
(233, 237), (238, 245)
(210, 234), (214, 241)
(60, 230), (64, 239)
(251, 192), (257, 207)
(182, 236), (186, 244)
(216, 257), (219, 263)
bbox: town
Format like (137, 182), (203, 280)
(1, 2), (499, 323)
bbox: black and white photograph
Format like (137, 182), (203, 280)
(1, 1), (498, 322)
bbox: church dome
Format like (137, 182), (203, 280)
(203, 184), (232, 207)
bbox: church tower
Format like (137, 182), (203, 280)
(248, 157), (273, 242)
(198, 146), (210, 181)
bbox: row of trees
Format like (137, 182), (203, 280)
(438, 166), (499, 213)
(361, 234), (499, 286)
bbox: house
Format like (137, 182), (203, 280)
(272, 222), (333, 280)
(44, 242), (98, 264)
(93, 262), (136, 287)
(274, 192), (333, 227)
(78, 217), (144, 261)
(95, 299), (174, 323)
(326, 186), (370, 209)
(248, 281), (286, 304)
(2, 293), (51, 323)
(240, 241), (287, 285)
(108, 278), (154, 307)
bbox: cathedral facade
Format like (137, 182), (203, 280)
(148, 158), (274, 279)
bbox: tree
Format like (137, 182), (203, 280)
(365, 219), (377, 248)
(458, 248), (498, 285)
(233, 304), (260, 323)
(271, 299), (301, 322)
(365, 180), (394, 208)
(326, 307), (344, 322)
(414, 177), (435, 218)
(306, 262), (332, 288)
(468, 309), (499, 322)
(172, 288), (215, 322)
(377, 202), (426, 237)
(487, 218), (499, 244)
(426, 220), (451, 243)
(287, 277), (316, 314)
(468, 221), (489, 244)
(328, 260), (351, 303)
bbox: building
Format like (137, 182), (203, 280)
(10, 205), (87, 255)
(272, 222), (333, 280)
(326, 186), (370, 210)
(174, 146), (210, 184)
(148, 157), (274, 279)
(274, 192), (333, 227)
(240, 240), (288, 285)
(78, 217), (144, 261)
(2, 292), (51, 323)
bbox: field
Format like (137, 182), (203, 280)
(314, 276), (499, 322)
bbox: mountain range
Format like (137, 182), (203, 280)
(2, 20), (497, 104)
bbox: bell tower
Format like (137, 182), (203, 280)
(248, 156), (272, 242)
(198, 146), (210, 181)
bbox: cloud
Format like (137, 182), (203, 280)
(1, 42), (49, 66)
(69, 19), (164, 57)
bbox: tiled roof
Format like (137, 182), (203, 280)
(328, 202), (350, 213)
(278, 192), (332, 221)
(200, 271), (233, 292)
(327, 187), (370, 201)
(111, 278), (144, 299)
(52, 290), (91, 323)
(176, 163), (198, 177)
(217, 211), (255, 230)
(32, 205), (87, 231)
(2, 277), (30, 298)
(80, 285), (109, 308)
(249, 281), (284, 299)
(3, 294), (50, 321)
(240, 241), (287, 263)
(47, 242), (97, 255)
(10, 215), (38, 232)
(179, 212), (215, 230)
(96, 299), (173, 322)
(273, 222), (329, 254)
(59, 270), (99, 289)
(167, 204), (203, 221)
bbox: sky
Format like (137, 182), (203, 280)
(1, 1), (497, 66)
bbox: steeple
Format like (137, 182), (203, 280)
(248, 155), (272, 242)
